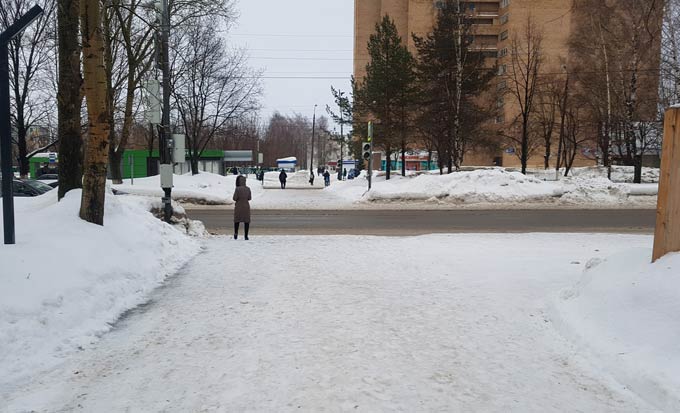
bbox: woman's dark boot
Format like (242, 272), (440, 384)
(244, 223), (250, 240)
(234, 222), (239, 240)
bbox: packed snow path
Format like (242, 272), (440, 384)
(6, 234), (655, 412)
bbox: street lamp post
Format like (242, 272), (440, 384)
(159, 0), (173, 223)
(310, 104), (317, 175)
(1, 5), (44, 245)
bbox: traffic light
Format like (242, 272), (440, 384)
(362, 142), (371, 160)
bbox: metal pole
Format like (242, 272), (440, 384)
(310, 104), (317, 174)
(340, 121), (343, 181)
(368, 121), (373, 190)
(160, 0), (172, 222)
(1, 42), (15, 244)
(0, 5), (43, 244)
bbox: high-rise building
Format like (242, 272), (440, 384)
(353, 0), (662, 168)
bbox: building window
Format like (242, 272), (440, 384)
(500, 0), (510, 8)
(498, 64), (507, 75)
(499, 30), (508, 41)
(469, 3), (475, 11)
(500, 13), (509, 25)
(495, 115), (505, 124)
(499, 47), (508, 58)
(497, 80), (507, 91)
(496, 97), (505, 108)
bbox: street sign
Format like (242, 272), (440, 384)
(172, 134), (185, 163)
(143, 79), (161, 125)
(224, 150), (253, 162)
(48, 153), (56, 164)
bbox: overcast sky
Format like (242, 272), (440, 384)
(228, 0), (354, 130)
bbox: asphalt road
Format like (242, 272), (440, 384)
(186, 209), (656, 235)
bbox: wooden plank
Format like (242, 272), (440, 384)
(653, 108), (680, 262)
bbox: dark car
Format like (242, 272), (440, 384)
(0, 179), (54, 197)
(36, 174), (59, 188)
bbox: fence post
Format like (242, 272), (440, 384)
(653, 107), (680, 262)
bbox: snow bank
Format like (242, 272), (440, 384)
(362, 169), (553, 203)
(113, 172), (262, 205)
(116, 169), (657, 209)
(529, 166), (660, 183)
(0, 190), (201, 393)
(336, 169), (647, 206)
(555, 250), (680, 411)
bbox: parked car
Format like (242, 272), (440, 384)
(0, 178), (54, 197)
(36, 174), (59, 188)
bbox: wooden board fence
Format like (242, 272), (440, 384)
(653, 107), (680, 262)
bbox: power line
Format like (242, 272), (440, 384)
(251, 56), (353, 61)
(249, 48), (353, 52)
(229, 33), (352, 38)
(260, 76), (350, 79)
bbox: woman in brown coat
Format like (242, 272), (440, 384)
(233, 175), (252, 240)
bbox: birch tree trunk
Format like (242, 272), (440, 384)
(79, 0), (110, 225)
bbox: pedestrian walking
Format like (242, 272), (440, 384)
(309, 171), (315, 186)
(279, 169), (287, 189)
(342, 168), (347, 180)
(233, 175), (251, 240)
(323, 170), (330, 186)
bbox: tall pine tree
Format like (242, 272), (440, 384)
(354, 16), (416, 180)
(413, 0), (495, 172)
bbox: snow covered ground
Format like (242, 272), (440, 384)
(2, 233), (678, 411)
(0, 190), (202, 400)
(555, 249), (680, 411)
(112, 168), (658, 210)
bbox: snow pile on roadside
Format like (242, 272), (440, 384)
(360, 169), (560, 204)
(113, 172), (262, 205)
(0, 190), (202, 393)
(323, 169), (655, 206)
(555, 250), (680, 411)
(558, 176), (630, 204)
(529, 166), (660, 183)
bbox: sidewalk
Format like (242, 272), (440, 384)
(3, 234), (660, 412)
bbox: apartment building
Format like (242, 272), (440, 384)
(354, 0), (588, 168)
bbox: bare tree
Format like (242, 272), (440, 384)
(661, 0), (680, 106)
(171, 17), (261, 175)
(504, 17), (543, 174)
(102, 0), (155, 183)
(262, 113), (312, 168)
(0, 0), (57, 178)
(57, 0), (83, 199)
(571, 0), (665, 182)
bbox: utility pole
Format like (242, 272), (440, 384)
(368, 121), (373, 190)
(310, 104), (317, 174)
(158, 0), (173, 222)
(339, 112), (344, 181)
